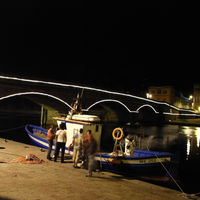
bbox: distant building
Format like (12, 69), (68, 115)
(193, 84), (200, 111)
(147, 86), (175, 104)
(173, 93), (192, 110)
(147, 86), (192, 110)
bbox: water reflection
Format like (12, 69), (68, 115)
(195, 127), (200, 148)
(181, 126), (200, 160)
(125, 124), (200, 193)
(186, 137), (191, 159)
(126, 125), (200, 159)
(126, 125), (182, 152)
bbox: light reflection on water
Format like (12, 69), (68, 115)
(134, 125), (200, 193)
(194, 127), (200, 148)
(181, 126), (200, 159)
(103, 124), (200, 160)
(103, 124), (200, 193)
(186, 137), (191, 159)
(129, 125), (200, 158)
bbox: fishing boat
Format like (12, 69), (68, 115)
(25, 93), (173, 177)
(25, 112), (102, 155)
(25, 123), (172, 177)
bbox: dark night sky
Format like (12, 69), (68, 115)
(0, 1), (197, 95)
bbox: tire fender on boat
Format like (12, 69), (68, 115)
(108, 158), (122, 165)
(112, 127), (124, 141)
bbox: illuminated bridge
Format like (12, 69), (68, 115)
(0, 75), (197, 125)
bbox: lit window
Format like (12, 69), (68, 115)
(157, 89), (161, 94)
(163, 90), (167, 94)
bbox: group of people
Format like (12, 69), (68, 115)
(46, 124), (97, 177)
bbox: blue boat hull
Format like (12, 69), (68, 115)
(95, 152), (172, 177)
(25, 124), (71, 154)
(25, 124), (173, 177)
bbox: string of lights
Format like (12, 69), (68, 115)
(0, 75), (198, 116)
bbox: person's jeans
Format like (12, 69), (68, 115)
(73, 148), (80, 166)
(47, 140), (53, 159)
(88, 154), (95, 176)
(54, 142), (65, 163)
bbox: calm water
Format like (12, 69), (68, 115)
(142, 125), (200, 194)
(102, 124), (200, 194)
(0, 113), (39, 143)
(1, 118), (200, 194)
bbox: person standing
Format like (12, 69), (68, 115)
(46, 124), (55, 160)
(54, 123), (67, 163)
(72, 128), (83, 168)
(125, 135), (135, 156)
(84, 130), (97, 177)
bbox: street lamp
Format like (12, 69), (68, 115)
(146, 93), (152, 99)
(189, 95), (193, 100)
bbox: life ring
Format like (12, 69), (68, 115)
(112, 127), (124, 141)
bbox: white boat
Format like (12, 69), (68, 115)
(25, 119), (172, 177)
(53, 114), (102, 151)
(25, 92), (173, 177)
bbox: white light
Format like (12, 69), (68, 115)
(163, 112), (197, 116)
(136, 104), (159, 114)
(186, 138), (191, 158)
(82, 99), (133, 113)
(0, 75), (198, 116)
(195, 128), (200, 148)
(0, 75), (178, 105)
(146, 93), (152, 99)
(0, 92), (73, 110)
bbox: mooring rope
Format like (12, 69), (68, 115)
(145, 141), (200, 200)
(146, 144), (185, 193)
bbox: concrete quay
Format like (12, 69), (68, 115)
(0, 139), (189, 200)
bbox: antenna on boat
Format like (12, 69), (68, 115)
(80, 88), (84, 98)
(68, 89), (84, 119)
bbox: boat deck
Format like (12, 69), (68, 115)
(32, 130), (47, 140)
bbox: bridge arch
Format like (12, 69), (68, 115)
(0, 92), (73, 110)
(83, 99), (131, 123)
(136, 104), (160, 123)
(0, 91), (75, 127)
(136, 104), (159, 114)
(83, 99), (132, 113)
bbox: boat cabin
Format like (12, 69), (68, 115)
(54, 114), (102, 150)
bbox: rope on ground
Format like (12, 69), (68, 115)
(0, 125), (25, 133)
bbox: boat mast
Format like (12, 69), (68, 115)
(68, 89), (84, 119)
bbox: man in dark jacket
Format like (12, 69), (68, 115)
(84, 130), (97, 177)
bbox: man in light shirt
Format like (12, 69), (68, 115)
(72, 128), (83, 168)
(54, 123), (67, 163)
